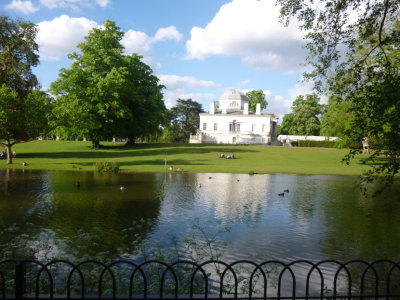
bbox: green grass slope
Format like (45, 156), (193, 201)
(0, 140), (369, 175)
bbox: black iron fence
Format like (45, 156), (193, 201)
(1, 259), (400, 299)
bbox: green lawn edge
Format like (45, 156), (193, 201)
(0, 140), (370, 175)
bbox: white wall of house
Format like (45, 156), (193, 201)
(189, 89), (279, 144)
(190, 113), (277, 144)
(277, 135), (340, 143)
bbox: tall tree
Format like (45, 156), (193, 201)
(279, 113), (295, 135)
(245, 90), (268, 112)
(320, 96), (354, 139)
(281, 94), (323, 136)
(165, 99), (203, 143)
(116, 54), (167, 145)
(277, 0), (400, 191)
(50, 20), (166, 148)
(0, 17), (51, 164)
(0, 16), (39, 96)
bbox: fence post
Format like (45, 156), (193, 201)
(15, 260), (25, 299)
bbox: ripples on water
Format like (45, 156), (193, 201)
(1, 169), (399, 266)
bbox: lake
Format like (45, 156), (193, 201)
(1, 169), (400, 264)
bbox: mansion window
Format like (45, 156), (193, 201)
(203, 123), (207, 130)
(229, 121), (240, 132)
(262, 124), (266, 132)
(214, 123), (218, 131)
(252, 124), (256, 132)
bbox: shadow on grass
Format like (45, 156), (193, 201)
(18, 143), (258, 160)
(357, 156), (399, 166)
(74, 159), (210, 167)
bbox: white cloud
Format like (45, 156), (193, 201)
(122, 30), (153, 55)
(159, 74), (220, 90)
(288, 82), (314, 100)
(163, 89), (216, 108)
(122, 26), (182, 55)
(185, 0), (306, 72)
(36, 15), (182, 64)
(5, 0), (38, 14)
(159, 74), (220, 108)
(267, 94), (292, 120)
(95, 0), (110, 7)
(37, 15), (98, 60)
(121, 26), (182, 70)
(154, 26), (183, 42)
(39, 0), (111, 10)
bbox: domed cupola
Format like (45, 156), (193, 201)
(219, 89), (249, 112)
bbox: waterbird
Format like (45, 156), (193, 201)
(278, 193), (284, 197)
(169, 166), (173, 171)
(176, 167), (183, 172)
(22, 162), (28, 166)
(76, 181), (80, 188)
(120, 186), (126, 191)
(209, 177), (212, 179)
(284, 189), (289, 193)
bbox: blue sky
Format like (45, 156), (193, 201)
(2, 0), (317, 119)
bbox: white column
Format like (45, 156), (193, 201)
(210, 102), (215, 114)
(222, 107), (227, 114)
(256, 103), (261, 115)
(243, 103), (249, 115)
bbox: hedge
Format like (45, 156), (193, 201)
(298, 140), (340, 148)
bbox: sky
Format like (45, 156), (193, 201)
(1, 0), (318, 120)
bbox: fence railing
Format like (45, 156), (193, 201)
(1, 259), (400, 299)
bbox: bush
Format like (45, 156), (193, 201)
(95, 161), (120, 173)
(298, 140), (340, 148)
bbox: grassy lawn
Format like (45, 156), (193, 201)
(0, 140), (370, 175)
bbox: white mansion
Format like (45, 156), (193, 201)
(189, 89), (279, 144)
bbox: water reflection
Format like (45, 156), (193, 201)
(0, 170), (399, 265)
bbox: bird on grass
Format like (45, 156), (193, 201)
(120, 186), (126, 191)
(76, 181), (80, 188)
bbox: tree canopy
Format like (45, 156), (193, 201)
(50, 20), (166, 148)
(0, 17), (51, 164)
(245, 90), (268, 112)
(280, 94), (323, 136)
(320, 96), (354, 139)
(277, 0), (400, 191)
(163, 99), (203, 143)
(0, 16), (39, 97)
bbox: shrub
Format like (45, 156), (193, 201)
(95, 161), (120, 173)
(298, 140), (340, 148)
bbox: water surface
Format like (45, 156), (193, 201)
(1, 169), (399, 264)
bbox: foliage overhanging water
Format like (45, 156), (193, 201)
(1, 169), (399, 264)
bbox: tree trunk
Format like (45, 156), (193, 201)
(92, 140), (100, 149)
(5, 143), (13, 164)
(126, 137), (135, 146)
